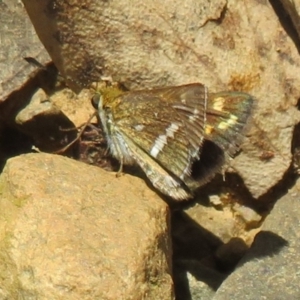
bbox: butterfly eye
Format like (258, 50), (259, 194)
(91, 93), (100, 109)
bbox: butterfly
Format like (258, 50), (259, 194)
(92, 83), (254, 200)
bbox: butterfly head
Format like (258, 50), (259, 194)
(92, 85), (124, 110)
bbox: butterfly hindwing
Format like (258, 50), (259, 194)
(205, 91), (254, 157)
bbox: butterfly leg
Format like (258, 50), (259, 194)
(109, 133), (125, 177)
(116, 160), (124, 177)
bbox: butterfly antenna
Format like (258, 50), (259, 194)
(54, 111), (98, 154)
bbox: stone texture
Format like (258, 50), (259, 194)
(213, 178), (300, 300)
(14, 86), (96, 153)
(0, 0), (50, 102)
(0, 153), (173, 300)
(232, 203), (262, 227)
(182, 200), (260, 245)
(50, 87), (95, 128)
(171, 189), (263, 299)
(14, 88), (76, 152)
(174, 260), (225, 300)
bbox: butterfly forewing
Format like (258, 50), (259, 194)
(113, 84), (207, 179)
(117, 99), (192, 179)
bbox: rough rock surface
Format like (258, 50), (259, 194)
(174, 259), (226, 300)
(0, 153), (173, 300)
(183, 200), (261, 245)
(2, 1), (300, 299)
(213, 178), (300, 300)
(14, 87), (95, 153)
(0, 0), (50, 102)
(171, 198), (261, 300)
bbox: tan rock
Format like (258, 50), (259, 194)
(50, 87), (96, 128)
(0, 153), (173, 300)
(184, 202), (251, 245)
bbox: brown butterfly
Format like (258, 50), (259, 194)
(93, 83), (254, 200)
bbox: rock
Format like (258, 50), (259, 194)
(0, 153), (173, 300)
(50, 88), (95, 128)
(14, 88), (77, 152)
(173, 259), (226, 300)
(14, 86), (96, 153)
(15, 89), (53, 122)
(172, 210), (223, 264)
(0, 0), (50, 102)
(232, 203), (262, 228)
(213, 178), (300, 300)
(181, 201), (258, 245)
(209, 195), (223, 209)
(214, 238), (249, 271)
(172, 204), (257, 299)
